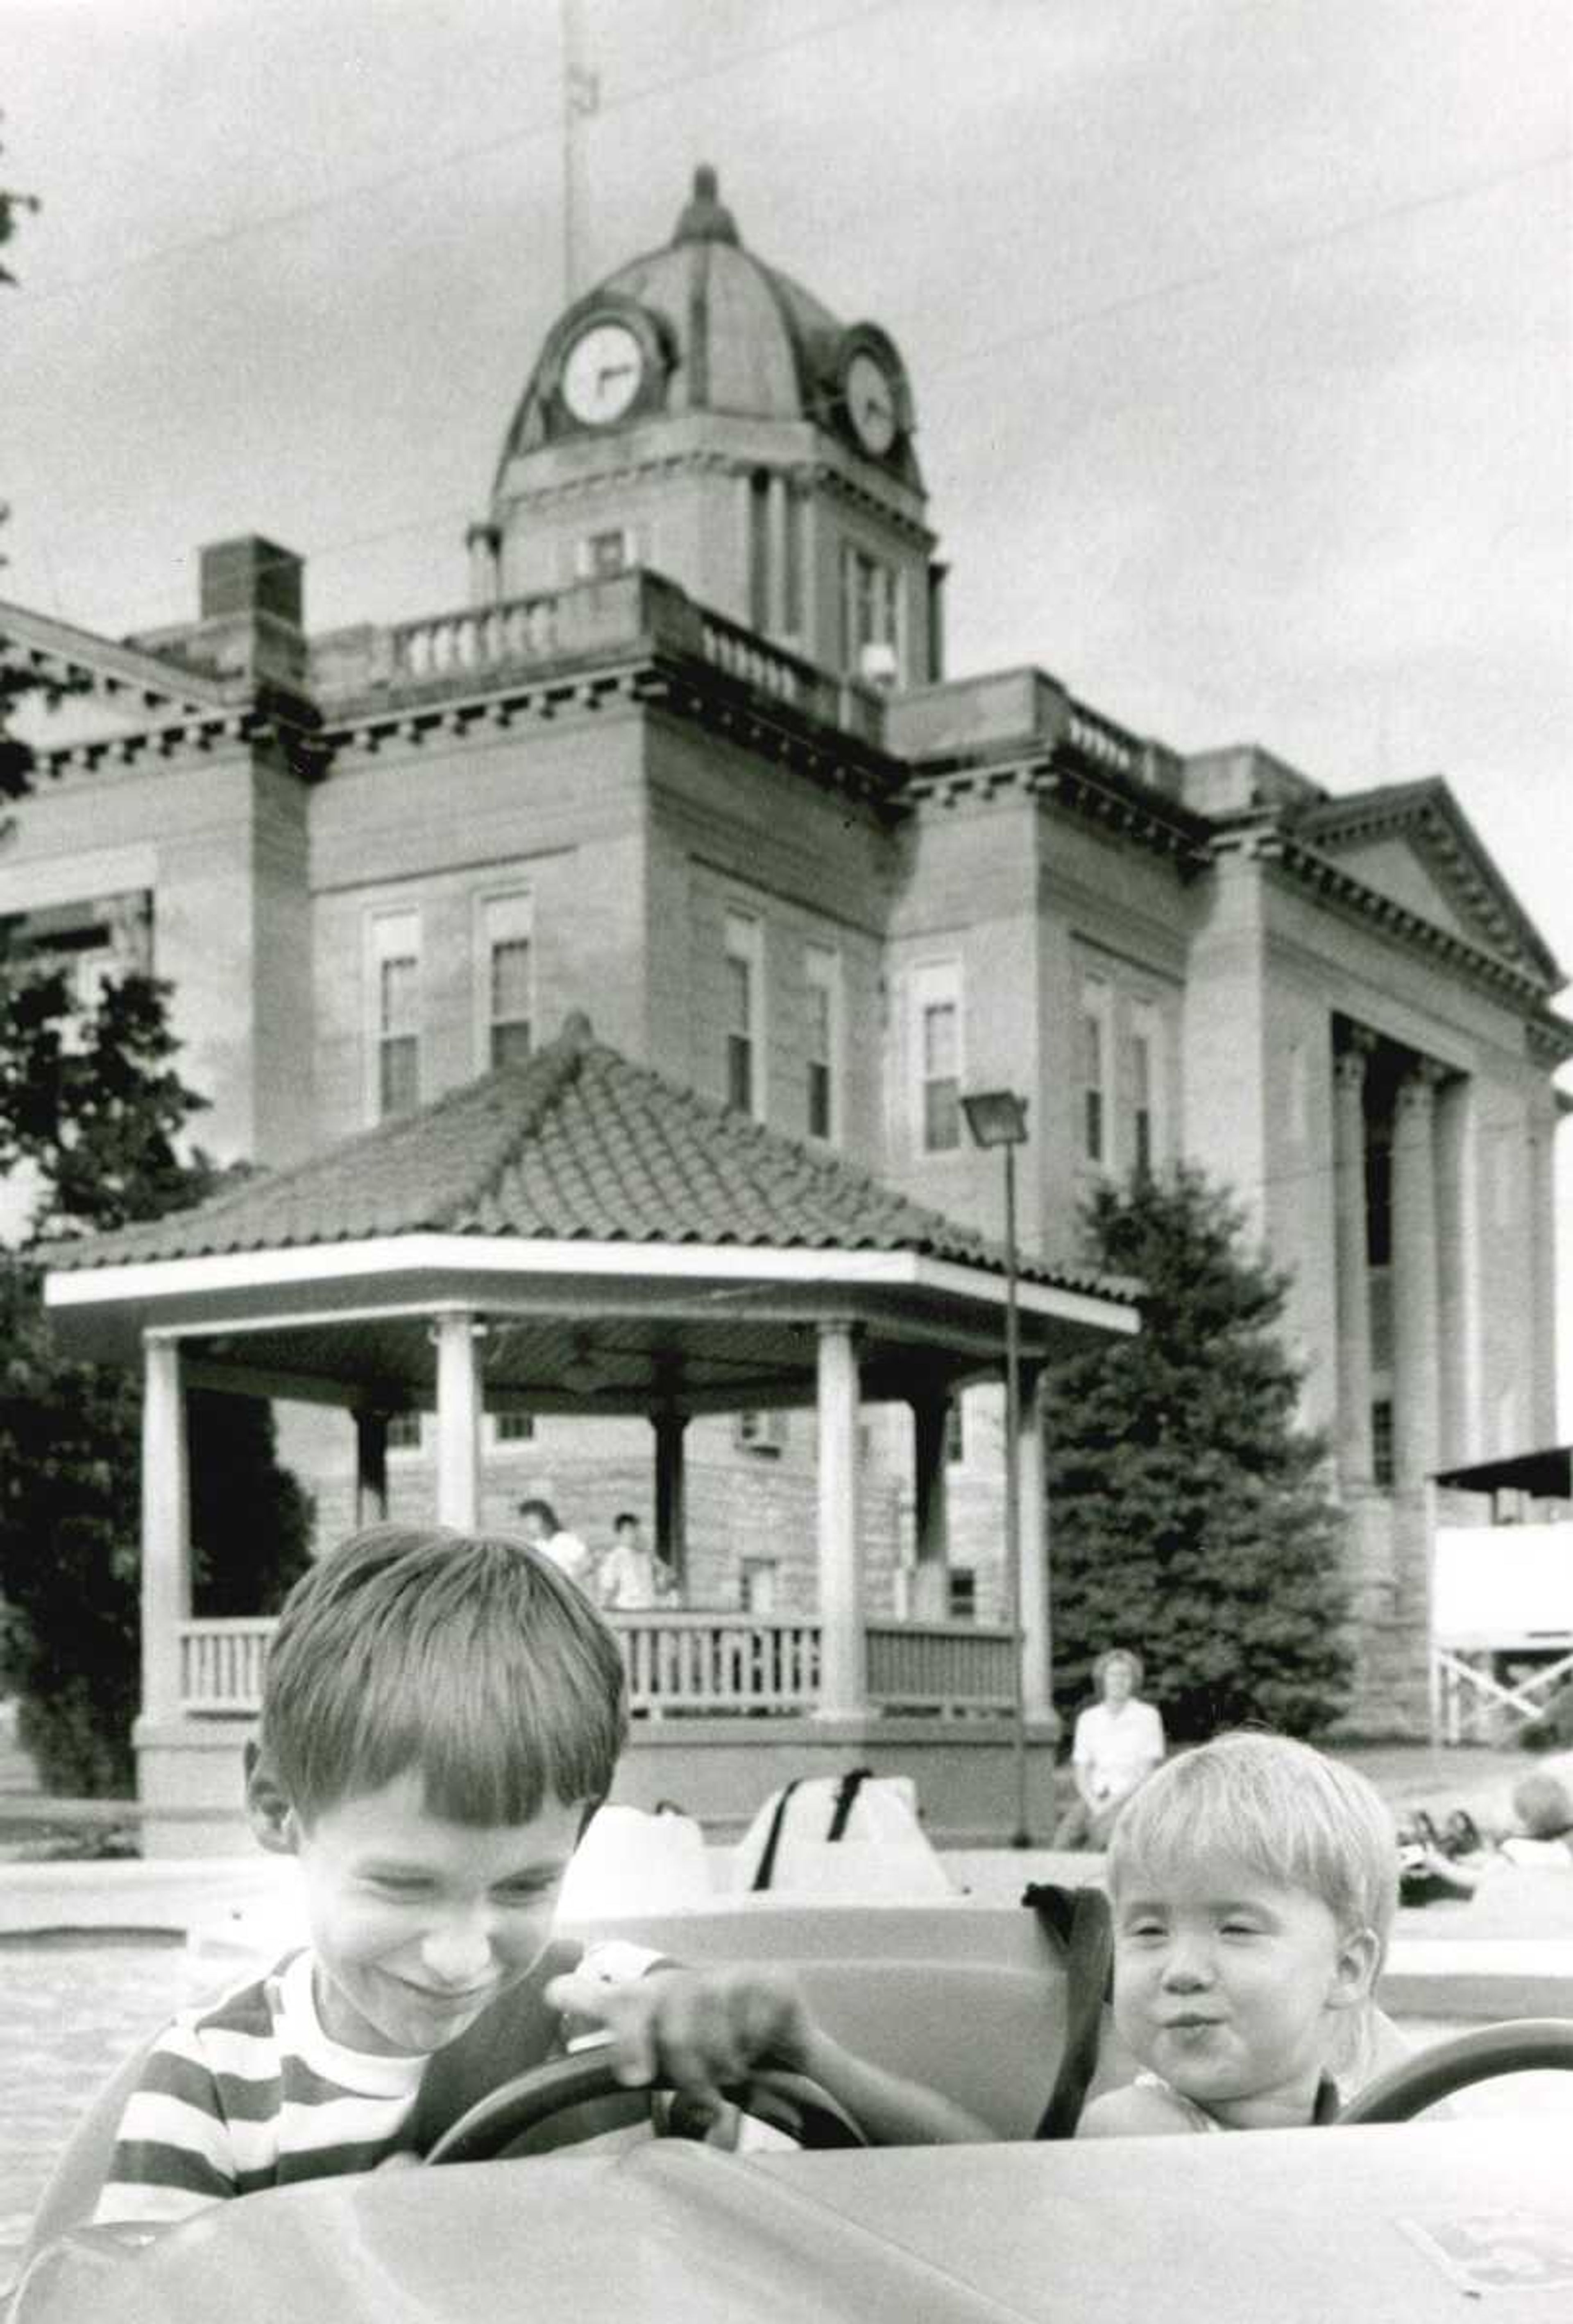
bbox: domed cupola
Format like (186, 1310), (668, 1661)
(476, 167), (939, 689)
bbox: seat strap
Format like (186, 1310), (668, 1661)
(825, 1765), (875, 1842)
(1022, 1881), (1114, 2140)
(748, 1777), (803, 1891)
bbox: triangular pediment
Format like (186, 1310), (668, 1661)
(0, 597), (229, 751)
(1290, 779), (1561, 989)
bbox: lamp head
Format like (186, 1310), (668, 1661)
(961, 1088), (1029, 1149)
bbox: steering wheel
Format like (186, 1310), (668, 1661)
(425, 2047), (870, 2166)
(1337, 2017), (1573, 2124)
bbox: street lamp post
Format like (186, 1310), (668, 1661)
(961, 1086), (1031, 1848)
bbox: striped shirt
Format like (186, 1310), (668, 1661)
(93, 1939), (657, 2227)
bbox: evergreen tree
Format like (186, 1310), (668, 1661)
(1045, 1165), (1353, 1741)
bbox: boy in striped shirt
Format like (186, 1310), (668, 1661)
(94, 1520), (987, 2229)
(94, 1521), (645, 2223)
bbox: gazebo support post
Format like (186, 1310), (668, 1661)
(814, 1317), (868, 1718)
(652, 1408), (689, 1595)
(141, 1333), (192, 1724)
(909, 1387), (951, 1620)
(355, 1408), (390, 1527)
(433, 1310), (482, 1530)
(1017, 1360), (1052, 1720)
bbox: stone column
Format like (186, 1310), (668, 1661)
(141, 1334), (191, 1724)
(1434, 1076), (1472, 1468)
(1527, 1112), (1558, 1444)
(354, 1409), (390, 1528)
(1016, 1362), (1052, 1719)
(433, 1311), (481, 1531)
(652, 1408), (690, 1594)
(1391, 1062), (1443, 1489)
(814, 1318), (867, 1718)
(1332, 1040), (1375, 1487)
(909, 1387), (951, 1622)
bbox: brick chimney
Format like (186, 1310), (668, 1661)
(199, 536), (303, 630)
(132, 535), (308, 689)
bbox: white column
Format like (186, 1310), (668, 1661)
(433, 1311), (481, 1530)
(1332, 1041), (1374, 1486)
(141, 1335), (191, 1724)
(1017, 1363), (1051, 1720)
(814, 1318), (867, 1718)
(1392, 1063), (1442, 1489)
(909, 1388), (951, 1622)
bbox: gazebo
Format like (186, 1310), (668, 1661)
(42, 1015), (1139, 1848)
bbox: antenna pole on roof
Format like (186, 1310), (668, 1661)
(560, 0), (598, 301)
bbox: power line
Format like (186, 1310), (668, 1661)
(922, 145), (1571, 392)
(9, 0), (907, 305)
(20, 132), (1565, 625)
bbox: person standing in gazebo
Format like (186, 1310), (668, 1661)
(598, 1512), (676, 1611)
(517, 1498), (593, 1593)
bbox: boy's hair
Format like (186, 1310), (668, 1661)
(613, 1511), (639, 1534)
(1106, 1731), (1398, 1961)
(259, 1524), (628, 1827)
(1093, 1647), (1143, 1692)
(517, 1497), (559, 1532)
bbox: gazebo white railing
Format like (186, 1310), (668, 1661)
(177, 1610), (1020, 1722)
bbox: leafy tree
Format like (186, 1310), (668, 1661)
(0, 976), (315, 1791)
(1045, 1165), (1353, 1742)
(0, 147), (311, 1792)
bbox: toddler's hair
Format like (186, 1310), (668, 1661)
(258, 1523), (628, 1827)
(1512, 1767), (1573, 1839)
(1106, 1731), (1398, 1962)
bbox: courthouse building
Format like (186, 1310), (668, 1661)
(3, 169), (1568, 1824)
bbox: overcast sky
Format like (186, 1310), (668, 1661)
(5, 0), (1571, 1419)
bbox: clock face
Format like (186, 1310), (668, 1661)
(561, 321), (644, 426)
(844, 349), (899, 456)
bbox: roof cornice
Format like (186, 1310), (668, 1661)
(906, 745), (1214, 872)
(1225, 820), (1568, 1026)
(1289, 777), (1561, 986)
(0, 597), (231, 715)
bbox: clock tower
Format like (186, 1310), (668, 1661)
(469, 167), (942, 688)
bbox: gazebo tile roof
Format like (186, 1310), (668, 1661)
(43, 1015), (1133, 1302)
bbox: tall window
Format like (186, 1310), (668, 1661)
(1365, 1134), (1393, 1266)
(1129, 1001), (1164, 1177)
(805, 943), (840, 1143)
(913, 960), (961, 1154)
(748, 469), (771, 630)
(371, 910), (421, 1121)
(1370, 1397), (1394, 1488)
(840, 543), (900, 677)
(482, 893), (533, 1070)
(1081, 981), (1110, 1166)
(724, 910), (763, 1117)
